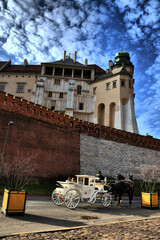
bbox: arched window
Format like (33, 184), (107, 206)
(109, 102), (116, 128)
(121, 98), (128, 131)
(98, 103), (105, 125)
(77, 85), (82, 94)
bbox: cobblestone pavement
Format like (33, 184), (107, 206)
(1, 218), (160, 240)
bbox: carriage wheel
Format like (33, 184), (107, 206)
(101, 193), (112, 207)
(64, 189), (80, 209)
(52, 188), (64, 206)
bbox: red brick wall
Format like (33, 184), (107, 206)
(0, 91), (159, 151)
(0, 109), (80, 180)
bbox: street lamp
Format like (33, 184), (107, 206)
(0, 121), (14, 180)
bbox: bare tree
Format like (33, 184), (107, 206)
(2, 150), (38, 191)
(140, 165), (160, 193)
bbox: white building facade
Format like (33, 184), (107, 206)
(32, 50), (138, 133)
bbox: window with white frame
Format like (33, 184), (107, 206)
(51, 100), (56, 110)
(93, 87), (96, 94)
(113, 81), (117, 88)
(106, 83), (110, 90)
(59, 92), (63, 98)
(54, 79), (60, 85)
(48, 91), (52, 97)
(0, 83), (6, 92)
(16, 83), (25, 93)
(77, 85), (82, 94)
(79, 102), (83, 110)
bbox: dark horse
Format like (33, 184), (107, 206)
(108, 173), (134, 205)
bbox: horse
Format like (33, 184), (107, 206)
(108, 173), (134, 205)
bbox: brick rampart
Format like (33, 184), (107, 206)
(0, 91), (159, 151)
(0, 92), (80, 179)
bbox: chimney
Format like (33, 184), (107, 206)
(24, 59), (28, 66)
(74, 51), (77, 62)
(63, 50), (66, 61)
(85, 59), (88, 66)
(109, 60), (113, 72)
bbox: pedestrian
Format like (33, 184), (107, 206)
(66, 177), (72, 182)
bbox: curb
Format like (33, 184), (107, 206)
(0, 215), (160, 239)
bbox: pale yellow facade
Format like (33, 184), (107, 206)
(0, 73), (38, 100)
(89, 50), (138, 133)
(91, 75), (121, 125)
(90, 72), (136, 130)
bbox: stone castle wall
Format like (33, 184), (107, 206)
(80, 134), (160, 179)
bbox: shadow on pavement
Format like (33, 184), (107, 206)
(76, 200), (160, 218)
(10, 213), (87, 227)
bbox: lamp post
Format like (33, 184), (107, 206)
(0, 121), (14, 180)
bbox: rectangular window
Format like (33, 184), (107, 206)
(79, 103), (83, 110)
(74, 69), (81, 78)
(84, 178), (89, 186)
(45, 66), (53, 75)
(121, 80), (125, 87)
(51, 100), (56, 110)
(93, 87), (96, 94)
(0, 83), (6, 92)
(59, 92), (63, 98)
(77, 85), (82, 94)
(106, 83), (110, 90)
(16, 83), (25, 93)
(113, 81), (117, 88)
(78, 177), (83, 185)
(55, 79), (60, 85)
(83, 70), (91, 79)
(54, 67), (63, 76)
(48, 91), (52, 97)
(64, 68), (72, 77)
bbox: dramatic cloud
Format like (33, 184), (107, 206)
(0, 0), (159, 138)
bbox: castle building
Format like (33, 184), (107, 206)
(0, 50), (138, 133)
(0, 59), (41, 100)
(90, 51), (138, 133)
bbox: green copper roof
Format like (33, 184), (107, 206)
(115, 51), (130, 57)
(114, 50), (132, 66)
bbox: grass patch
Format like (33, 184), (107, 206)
(0, 178), (160, 197)
(25, 180), (57, 196)
(0, 179), (57, 196)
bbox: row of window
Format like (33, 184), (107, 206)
(106, 81), (117, 90)
(0, 83), (31, 93)
(49, 79), (83, 95)
(93, 80), (132, 94)
(48, 91), (64, 99)
(48, 85), (83, 98)
(51, 102), (84, 111)
(45, 66), (91, 79)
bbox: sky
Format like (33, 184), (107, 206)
(0, 0), (160, 139)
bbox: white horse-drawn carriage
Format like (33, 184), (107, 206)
(51, 175), (112, 209)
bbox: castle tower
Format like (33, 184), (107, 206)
(90, 50), (138, 133)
